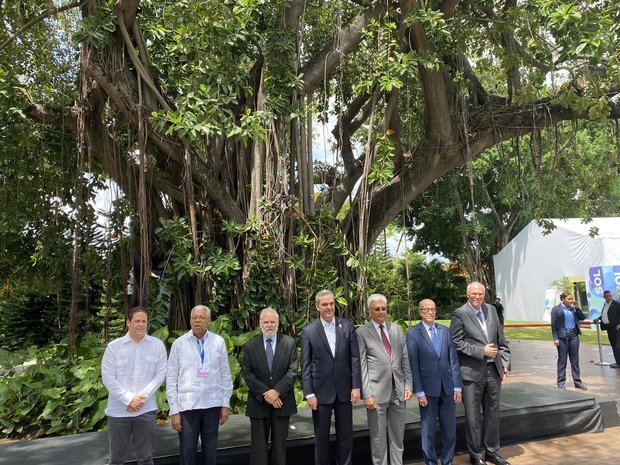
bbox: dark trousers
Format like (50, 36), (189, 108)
(419, 393), (456, 465)
(179, 408), (221, 465)
(606, 327), (620, 364)
(312, 399), (353, 465)
(249, 412), (290, 465)
(462, 364), (501, 458)
(556, 331), (582, 386)
(107, 411), (157, 465)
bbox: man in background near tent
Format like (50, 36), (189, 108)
(550, 292), (587, 389)
(492, 298), (505, 327)
(450, 282), (511, 465)
(598, 290), (620, 368)
(101, 307), (167, 465)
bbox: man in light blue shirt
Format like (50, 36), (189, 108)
(407, 299), (462, 465)
(101, 307), (167, 465)
(551, 292), (587, 389)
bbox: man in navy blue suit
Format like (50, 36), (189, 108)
(407, 299), (462, 465)
(301, 289), (362, 465)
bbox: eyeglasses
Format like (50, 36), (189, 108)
(371, 306), (387, 311)
(420, 308), (437, 313)
(191, 316), (209, 321)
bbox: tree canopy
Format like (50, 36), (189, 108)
(1, 0), (619, 339)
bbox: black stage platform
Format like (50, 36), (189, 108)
(1, 382), (617, 465)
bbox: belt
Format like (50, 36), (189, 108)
(565, 328), (577, 333)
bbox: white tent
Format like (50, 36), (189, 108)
(493, 217), (620, 321)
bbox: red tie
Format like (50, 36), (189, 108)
(379, 324), (392, 358)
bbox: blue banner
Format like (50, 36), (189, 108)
(586, 265), (620, 319)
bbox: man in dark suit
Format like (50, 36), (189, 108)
(407, 299), (462, 465)
(551, 292), (587, 389)
(492, 298), (505, 327)
(598, 290), (620, 368)
(301, 289), (362, 465)
(242, 307), (299, 465)
(450, 282), (511, 465)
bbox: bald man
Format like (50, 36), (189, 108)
(407, 299), (462, 465)
(450, 283), (511, 465)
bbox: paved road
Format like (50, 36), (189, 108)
(406, 338), (620, 465)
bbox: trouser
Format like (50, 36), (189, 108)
(312, 398), (353, 465)
(249, 412), (291, 465)
(556, 331), (581, 385)
(107, 410), (157, 465)
(419, 392), (456, 465)
(462, 364), (501, 458)
(606, 327), (620, 364)
(366, 387), (406, 465)
(179, 407), (221, 465)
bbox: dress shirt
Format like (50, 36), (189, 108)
(562, 304), (575, 330)
(415, 322), (461, 398)
(602, 302), (611, 324)
(371, 320), (390, 344)
(467, 302), (488, 339)
(101, 333), (167, 417)
(263, 333), (277, 352)
(321, 317), (336, 356)
(166, 330), (233, 416)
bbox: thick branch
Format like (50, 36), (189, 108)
(300, 2), (387, 95)
(0, 0), (84, 53)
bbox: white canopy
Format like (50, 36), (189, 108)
(493, 217), (620, 321)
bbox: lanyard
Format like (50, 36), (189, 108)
(197, 338), (205, 365)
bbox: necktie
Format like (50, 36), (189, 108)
(476, 310), (485, 325)
(266, 338), (274, 371)
(430, 325), (440, 355)
(379, 324), (392, 358)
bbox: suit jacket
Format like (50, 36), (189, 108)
(301, 316), (362, 404)
(450, 302), (511, 382)
(242, 333), (298, 418)
(550, 304), (586, 339)
(600, 299), (620, 330)
(356, 321), (412, 404)
(407, 322), (462, 398)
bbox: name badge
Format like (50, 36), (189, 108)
(197, 369), (209, 377)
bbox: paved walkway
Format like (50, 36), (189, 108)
(406, 338), (620, 465)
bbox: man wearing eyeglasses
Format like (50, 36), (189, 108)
(357, 294), (413, 465)
(166, 305), (233, 465)
(407, 299), (462, 465)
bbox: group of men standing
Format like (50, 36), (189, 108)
(102, 281), (511, 465)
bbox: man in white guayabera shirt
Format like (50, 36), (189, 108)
(101, 307), (167, 465)
(166, 305), (233, 465)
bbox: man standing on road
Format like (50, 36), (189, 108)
(167, 305), (233, 465)
(242, 307), (298, 465)
(599, 290), (620, 368)
(301, 289), (361, 465)
(407, 299), (462, 465)
(450, 282), (511, 465)
(102, 307), (167, 465)
(357, 294), (412, 465)
(551, 292), (587, 389)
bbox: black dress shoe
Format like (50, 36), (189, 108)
(469, 456), (486, 465)
(557, 383), (565, 389)
(574, 382), (587, 390)
(610, 363), (620, 368)
(486, 452), (511, 465)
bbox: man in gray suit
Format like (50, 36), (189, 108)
(450, 282), (511, 465)
(357, 294), (413, 465)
